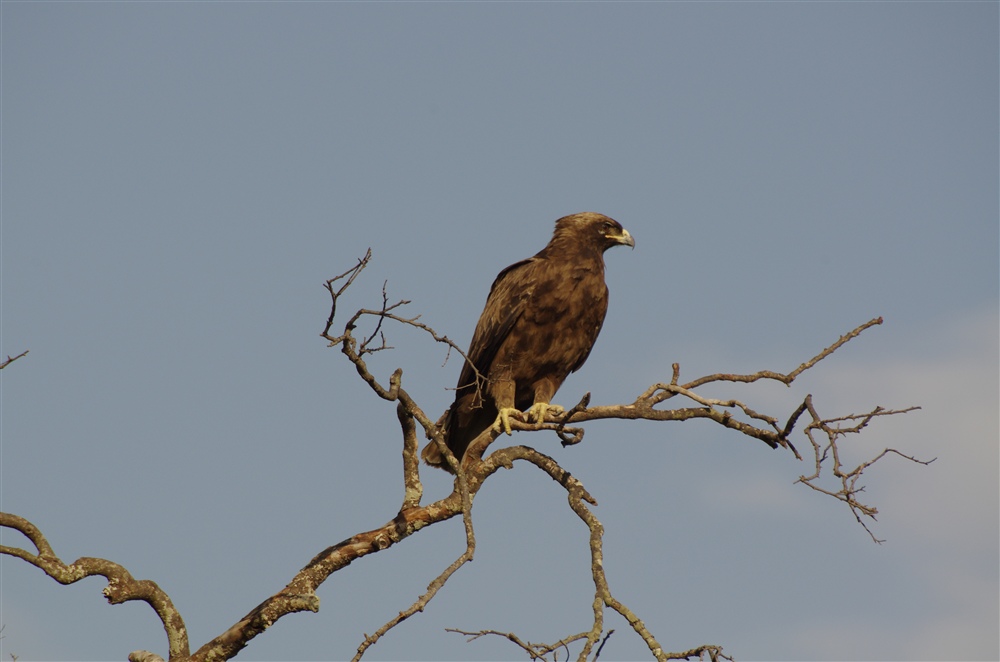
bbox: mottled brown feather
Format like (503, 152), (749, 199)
(423, 212), (633, 471)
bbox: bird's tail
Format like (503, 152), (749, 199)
(421, 403), (460, 471)
(421, 396), (495, 473)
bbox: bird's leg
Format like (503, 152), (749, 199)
(490, 377), (520, 436)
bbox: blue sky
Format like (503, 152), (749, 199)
(1, 2), (997, 661)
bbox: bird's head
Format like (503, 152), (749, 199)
(553, 212), (635, 253)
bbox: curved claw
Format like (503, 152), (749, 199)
(526, 402), (565, 424)
(492, 407), (522, 435)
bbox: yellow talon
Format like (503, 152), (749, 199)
(492, 407), (521, 435)
(526, 402), (565, 424)
(492, 403), (566, 435)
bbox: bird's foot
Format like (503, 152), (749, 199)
(526, 402), (564, 424)
(492, 407), (523, 436)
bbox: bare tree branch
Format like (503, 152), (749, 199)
(593, 629), (615, 661)
(352, 511), (475, 661)
(322, 248), (373, 340)
(128, 653), (166, 662)
(445, 628), (591, 661)
(795, 396), (931, 543)
(352, 411), (478, 660)
(0, 349), (29, 370)
(435, 445), (728, 662)
(0, 512), (189, 660)
(398, 402), (423, 510)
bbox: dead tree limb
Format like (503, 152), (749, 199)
(0, 349), (29, 370)
(0, 512), (189, 660)
(795, 396), (931, 543)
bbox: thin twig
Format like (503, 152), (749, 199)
(795, 397), (930, 543)
(322, 249), (373, 339)
(0, 350), (29, 370)
(593, 629), (614, 660)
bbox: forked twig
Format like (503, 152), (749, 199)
(0, 349), (29, 370)
(795, 396), (930, 543)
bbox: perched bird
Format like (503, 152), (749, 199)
(423, 212), (634, 471)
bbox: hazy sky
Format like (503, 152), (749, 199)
(1, 2), (997, 661)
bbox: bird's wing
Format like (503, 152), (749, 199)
(455, 256), (538, 394)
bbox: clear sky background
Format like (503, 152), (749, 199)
(1, 2), (997, 661)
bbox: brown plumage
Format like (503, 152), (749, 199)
(422, 212), (634, 471)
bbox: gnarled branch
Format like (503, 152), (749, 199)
(0, 512), (189, 660)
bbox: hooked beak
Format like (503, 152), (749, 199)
(616, 228), (635, 249)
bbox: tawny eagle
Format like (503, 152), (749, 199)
(422, 212), (634, 471)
